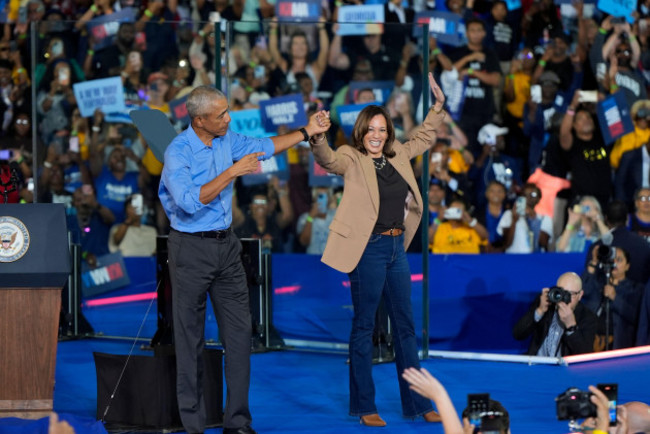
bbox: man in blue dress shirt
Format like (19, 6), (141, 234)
(159, 86), (331, 434)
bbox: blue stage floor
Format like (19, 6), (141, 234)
(2, 339), (644, 433)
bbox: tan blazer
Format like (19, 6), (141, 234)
(311, 109), (446, 273)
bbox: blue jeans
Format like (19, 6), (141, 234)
(348, 233), (433, 418)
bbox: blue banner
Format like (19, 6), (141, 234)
(337, 102), (374, 137)
(348, 81), (394, 105)
(259, 94), (308, 133)
(241, 153), (290, 186)
(597, 0), (635, 23)
(276, 0), (320, 22)
(414, 11), (464, 47)
(336, 4), (384, 36)
(229, 109), (273, 138)
(73, 77), (126, 117)
(505, 0), (522, 10)
(308, 154), (344, 188)
(88, 8), (136, 50)
(597, 91), (634, 145)
(554, 0), (595, 4)
(81, 252), (131, 298)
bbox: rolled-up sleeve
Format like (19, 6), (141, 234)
(230, 131), (275, 161)
(162, 144), (205, 214)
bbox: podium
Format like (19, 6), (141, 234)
(0, 204), (71, 418)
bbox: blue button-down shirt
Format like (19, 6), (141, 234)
(159, 125), (275, 232)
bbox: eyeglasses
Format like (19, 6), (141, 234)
(637, 195), (650, 201)
(15, 119), (29, 125)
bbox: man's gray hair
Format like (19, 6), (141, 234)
(186, 86), (226, 120)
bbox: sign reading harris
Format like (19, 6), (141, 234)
(338, 102), (374, 137)
(414, 11), (463, 47)
(596, 0), (635, 23)
(88, 8), (136, 50)
(73, 77), (126, 117)
(276, 0), (320, 22)
(259, 94), (307, 133)
(336, 4), (384, 36)
(229, 109), (288, 186)
(597, 92), (634, 144)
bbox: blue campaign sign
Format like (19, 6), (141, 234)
(308, 154), (344, 188)
(73, 76), (126, 117)
(505, 0), (522, 10)
(88, 8), (136, 50)
(597, 0), (635, 23)
(81, 252), (131, 298)
(596, 92), (634, 145)
(338, 103), (374, 137)
(414, 11), (463, 47)
(554, 0), (595, 4)
(241, 153), (290, 186)
(336, 4), (385, 36)
(230, 109), (273, 138)
(259, 94), (308, 133)
(348, 81), (394, 105)
(276, 0), (320, 22)
(168, 95), (190, 126)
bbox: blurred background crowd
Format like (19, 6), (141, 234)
(2, 0), (650, 348)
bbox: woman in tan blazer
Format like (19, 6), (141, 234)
(309, 73), (447, 427)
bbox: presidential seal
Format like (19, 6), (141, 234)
(0, 216), (30, 262)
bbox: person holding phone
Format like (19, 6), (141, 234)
(108, 194), (157, 256)
(296, 187), (337, 254)
(556, 196), (608, 252)
(308, 74), (445, 427)
(431, 199), (488, 254)
(159, 86), (330, 434)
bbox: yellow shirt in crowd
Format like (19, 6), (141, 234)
(430, 222), (484, 254)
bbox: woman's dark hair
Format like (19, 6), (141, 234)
(350, 105), (396, 158)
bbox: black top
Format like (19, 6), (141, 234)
(372, 158), (408, 234)
(568, 132), (612, 205)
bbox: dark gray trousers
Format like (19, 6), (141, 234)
(167, 229), (252, 433)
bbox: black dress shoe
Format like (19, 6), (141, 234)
(223, 426), (257, 434)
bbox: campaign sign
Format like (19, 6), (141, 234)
(73, 76), (126, 117)
(276, 0), (320, 22)
(414, 11), (463, 47)
(81, 252), (130, 298)
(241, 153), (290, 186)
(336, 4), (384, 36)
(168, 95), (190, 125)
(597, 92), (634, 144)
(259, 94), (307, 133)
(348, 81), (394, 105)
(88, 8), (136, 50)
(554, 0), (595, 5)
(596, 0), (635, 23)
(229, 109), (273, 139)
(505, 0), (522, 10)
(308, 154), (344, 188)
(338, 103), (374, 137)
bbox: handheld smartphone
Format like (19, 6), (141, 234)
(317, 192), (328, 214)
(579, 90), (598, 103)
(597, 383), (618, 426)
(254, 64), (266, 79)
(516, 196), (527, 215)
(150, 81), (158, 91)
(51, 40), (64, 57)
(611, 16), (626, 24)
(530, 85), (542, 104)
(0, 149), (13, 160)
(467, 393), (490, 427)
(443, 207), (463, 220)
(58, 67), (70, 86)
(209, 11), (221, 23)
(131, 193), (144, 215)
(27, 178), (34, 192)
(255, 35), (267, 50)
(431, 152), (443, 164)
(134, 31), (147, 50)
(69, 136), (80, 153)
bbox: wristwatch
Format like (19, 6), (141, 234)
(565, 325), (577, 334)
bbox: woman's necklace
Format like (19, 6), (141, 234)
(373, 155), (387, 170)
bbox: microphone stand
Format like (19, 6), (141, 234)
(602, 265), (613, 351)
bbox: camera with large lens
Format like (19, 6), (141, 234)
(547, 286), (572, 304)
(555, 387), (597, 420)
(597, 245), (616, 266)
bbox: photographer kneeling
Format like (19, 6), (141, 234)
(582, 246), (644, 350)
(513, 272), (597, 357)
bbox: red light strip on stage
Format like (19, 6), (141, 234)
(341, 274), (423, 288)
(563, 345), (650, 364)
(84, 292), (157, 307)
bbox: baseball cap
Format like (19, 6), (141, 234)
(478, 123), (509, 146)
(147, 72), (168, 85)
(539, 71), (561, 86)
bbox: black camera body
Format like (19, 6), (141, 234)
(547, 286), (572, 304)
(597, 245), (616, 266)
(556, 387), (597, 420)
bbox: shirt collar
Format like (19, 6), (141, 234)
(187, 123), (213, 154)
